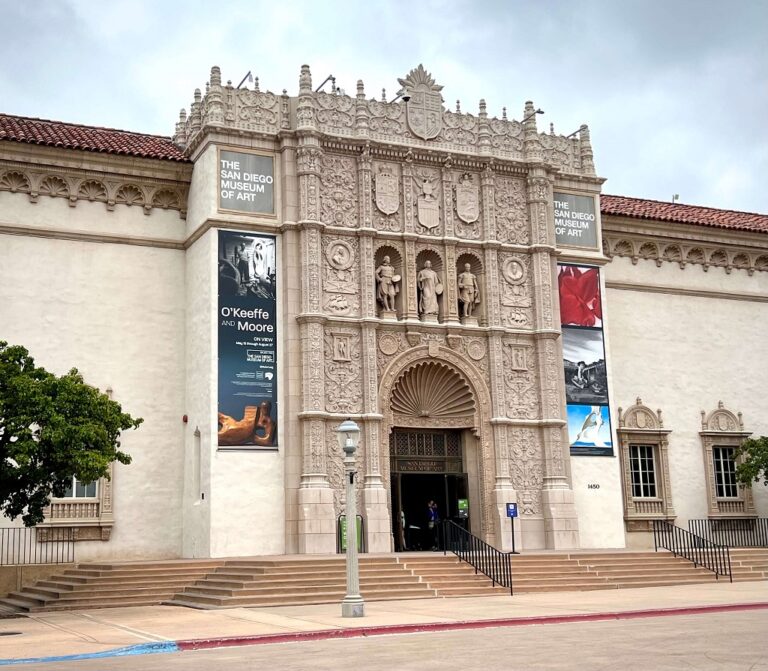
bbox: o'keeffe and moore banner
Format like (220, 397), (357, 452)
(217, 231), (278, 449)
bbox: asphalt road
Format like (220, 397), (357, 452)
(20, 610), (768, 671)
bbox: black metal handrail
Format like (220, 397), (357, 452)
(689, 518), (768, 548)
(0, 527), (75, 566)
(442, 520), (513, 595)
(653, 519), (731, 582)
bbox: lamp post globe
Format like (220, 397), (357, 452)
(336, 419), (364, 618)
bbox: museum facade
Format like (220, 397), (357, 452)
(1, 65), (766, 561)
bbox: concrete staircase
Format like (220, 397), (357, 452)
(2, 548), (766, 612)
(169, 556), (436, 609)
(0, 560), (224, 613)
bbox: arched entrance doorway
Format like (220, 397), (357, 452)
(389, 428), (468, 550)
(378, 346), (496, 550)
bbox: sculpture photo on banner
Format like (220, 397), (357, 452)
(558, 264), (602, 328)
(567, 404), (613, 456)
(562, 328), (608, 405)
(217, 231), (278, 449)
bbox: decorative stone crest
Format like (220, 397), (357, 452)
(374, 164), (399, 215)
(455, 173), (479, 224)
(398, 65), (444, 140)
(416, 171), (440, 230)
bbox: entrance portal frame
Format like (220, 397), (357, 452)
(378, 344), (499, 544)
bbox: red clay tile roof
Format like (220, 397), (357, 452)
(0, 113), (188, 162)
(601, 194), (768, 235)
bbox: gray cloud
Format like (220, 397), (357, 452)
(1, 0), (764, 212)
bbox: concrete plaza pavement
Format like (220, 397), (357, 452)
(0, 580), (767, 665)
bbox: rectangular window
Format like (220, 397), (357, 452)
(629, 444), (657, 498)
(62, 477), (97, 498)
(713, 446), (738, 498)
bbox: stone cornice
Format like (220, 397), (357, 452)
(0, 150), (190, 219)
(602, 223), (768, 275)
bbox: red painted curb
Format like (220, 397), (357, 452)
(175, 601), (768, 651)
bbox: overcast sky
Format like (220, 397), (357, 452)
(2, 0), (765, 213)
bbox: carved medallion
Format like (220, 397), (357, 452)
(466, 339), (486, 361)
(398, 65), (444, 141)
(326, 240), (354, 270)
(456, 174), (479, 224)
(374, 165), (399, 215)
(378, 333), (400, 356)
(502, 257), (526, 285)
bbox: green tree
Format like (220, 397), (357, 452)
(735, 437), (768, 488)
(0, 341), (141, 526)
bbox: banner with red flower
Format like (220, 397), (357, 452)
(558, 265), (602, 328)
(558, 263), (613, 456)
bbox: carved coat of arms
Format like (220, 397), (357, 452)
(417, 176), (440, 230)
(456, 174), (479, 223)
(398, 65), (444, 141)
(374, 165), (399, 215)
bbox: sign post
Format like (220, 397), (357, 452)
(505, 502), (520, 554)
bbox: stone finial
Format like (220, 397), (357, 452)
(179, 109), (187, 122)
(550, 122), (555, 135)
(523, 101), (537, 129)
(636, 397), (642, 406)
(502, 106), (507, 121)
(479, 99), (487, 118)
(299, 64), (312, 93)
(254, 77), (260, 92)
(357, 79), (365, 99)
(579, 123), (595, 174)
(455, 99), (461, 113)
(194, 88), (201, 103)
(658, 408), (664, 428)
(226, 80), (232, 87)
(381, 88), (387, 102)
(210, 66), (221, 87)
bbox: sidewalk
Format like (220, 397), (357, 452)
(1, 581), (767, 664)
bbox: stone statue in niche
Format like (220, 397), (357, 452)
(417, 260), (442, 322)
(457, 263), (480, 324)
(375, 256), (401, 317)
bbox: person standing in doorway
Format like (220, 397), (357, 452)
(427, 500), (440, 551)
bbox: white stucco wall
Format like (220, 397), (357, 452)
(183, 141), (286, 558)
(0, 200), (186, 560)
(604, 255), (768, 529)
(568, 268), (626, 548)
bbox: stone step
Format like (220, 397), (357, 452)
(184, 579), (428, 599)
(192, 574), (423, 591)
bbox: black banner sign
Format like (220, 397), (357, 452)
(217, 231), (278, 449)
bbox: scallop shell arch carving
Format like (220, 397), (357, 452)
(391, 361), (475, 419)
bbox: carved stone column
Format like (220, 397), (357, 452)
(527, 170), (579, 549)
(402, 154), (415, 235)
(359, 232), (376, 319)
(483, 244), (502, 328)
(444, 242), (460, 324)
(403, 237), (419, 320)
(296, 123), (335, 552)
(360, 324), (389, 551)
(481, 164), (496, 241)
(441, 160), (455, 238)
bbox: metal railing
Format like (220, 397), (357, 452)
(0, 527), (75, 566)
(689, 518), (768, 548)
(442, 520), (513, 595)
(653, 519), (731, 582)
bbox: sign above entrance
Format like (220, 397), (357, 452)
(219, 149), (275, 215)
(553, 192), (598, 248)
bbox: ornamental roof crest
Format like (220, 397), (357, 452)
(398, 65), (444, 141)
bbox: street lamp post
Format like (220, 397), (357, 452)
(336, 419), (364, 618)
